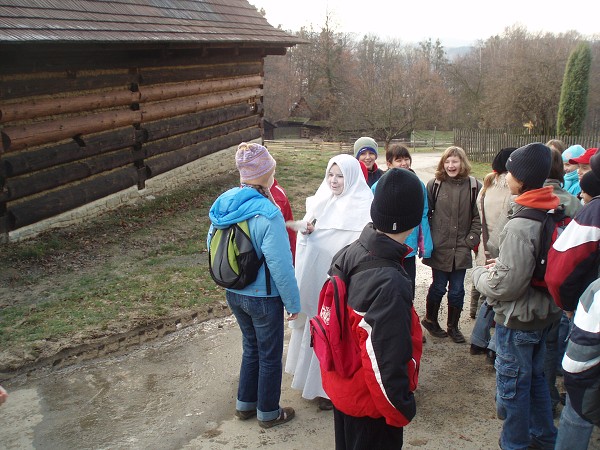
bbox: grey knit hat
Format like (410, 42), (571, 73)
(505, 143), (552, 189)
(371, 168), (423, 234)
(354, 136), (378, 159)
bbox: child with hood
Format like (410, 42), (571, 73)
(562, 145), (585, 196)
(207, 142), (300, 429)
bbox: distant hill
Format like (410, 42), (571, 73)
(445, 46), (473, 60)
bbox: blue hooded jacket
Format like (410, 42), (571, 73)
(208, 186), (300, 314)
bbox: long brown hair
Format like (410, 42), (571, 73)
(434, 146), (472, 181)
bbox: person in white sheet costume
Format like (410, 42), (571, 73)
(285, 154), (373, 407)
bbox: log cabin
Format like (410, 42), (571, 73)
(0, 0), (303, 242)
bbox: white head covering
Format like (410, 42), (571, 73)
(304, 154), (373, 231)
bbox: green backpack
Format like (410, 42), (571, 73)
(208, 220), (270, 293)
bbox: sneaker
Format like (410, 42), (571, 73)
(486, 350), (496, 366)
(235, 409), (257, 420)
(258, 407), (295, 429)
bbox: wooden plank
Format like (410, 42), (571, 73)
(0, 75), (261, 124)
(0, 47), (263, 76)
(1, 146), (140, 202)
(0, 72), (140, 101)
(144, 115), (259, 158)
(7, 166), (139, 230)
(139, 75), (262, 102)
(139, 62), (261, 85)
(141, 87), (261, 122)
(2, 127), (137, 177)
(0, 89), (140, 123)
(2, 109), (141, 152)
(143, 102), (252, 141)
(145, 127), (261, 178)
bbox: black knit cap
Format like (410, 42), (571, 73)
(591, 150), (600, 178)
(492, 147), (517, 173)
(371, 168), (423, 234)
(580, 170), (600, 198)
(505, 142), (551, 189)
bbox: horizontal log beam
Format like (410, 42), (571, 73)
(141, 87), (261, 122)
(144, 115), (259, 158)
(0, 75), (262, 124)
(7, 166), (139, 230)
(2, 87), (261, 152)
(2, 109), (141, 152)
(1, 146), (141, 203)
(145, 127), (261, 178)
(1, 127), (137, 177)
(143, 102), (252, 141)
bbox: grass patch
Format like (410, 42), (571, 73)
(0, 145), (456, 357)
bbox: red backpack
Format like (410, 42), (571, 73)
(310, 259), (422, 390)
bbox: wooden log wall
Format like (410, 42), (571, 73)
(0, 47), (267, 237)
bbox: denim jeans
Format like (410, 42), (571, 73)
(471, 300), (495, 349)
(555, 394), (595, 450)
(556, 313), (571, 372)
(543, 315), (561, 410)
(495, 324), (557, 450)
(427, 268), (467, 308)
(226, 291), (284, 422)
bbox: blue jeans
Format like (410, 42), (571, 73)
(471, 300), (495, 349)
(555, 394), (595, 450)
(543, 316), (561, 409)
(556, 313), (571, 372)
(495, 324), (557, 450)
(226, 291), (284, 422)
(427, 268), (467, 308)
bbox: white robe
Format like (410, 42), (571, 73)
(285, 154), (373, 400)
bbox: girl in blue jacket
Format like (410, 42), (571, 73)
(207, 142), (300, 429)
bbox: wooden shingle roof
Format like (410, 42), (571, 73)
(0, 0), (302, 46)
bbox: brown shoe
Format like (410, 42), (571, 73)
(258, 407), (295, 429)
(318, 397), (333, 411)
(235, 409), (257, 420)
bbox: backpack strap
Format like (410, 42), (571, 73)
(469, 175), (478, 210)
(264, 259), (271, 295)
(431, 179), (441, 211)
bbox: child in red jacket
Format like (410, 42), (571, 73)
(324, 168), (424, 449)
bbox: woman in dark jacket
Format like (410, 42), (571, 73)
(422, 146), (481, 343)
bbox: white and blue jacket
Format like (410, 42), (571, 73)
(208, 186), (300, 314)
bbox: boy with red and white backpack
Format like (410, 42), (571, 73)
(322, 168), (423, 450)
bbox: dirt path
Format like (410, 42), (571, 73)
(2, 151), (598, 449)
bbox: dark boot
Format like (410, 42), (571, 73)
(447, 306), (466, 343)
(421, 298), (448, 338)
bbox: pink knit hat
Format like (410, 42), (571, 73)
(235, 142), (276, 185)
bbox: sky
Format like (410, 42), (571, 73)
(249, 0), (598, 47)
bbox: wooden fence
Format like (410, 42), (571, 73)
(455, 129), (600, 163)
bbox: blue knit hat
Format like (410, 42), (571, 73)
(354, 137), (378, 159)
(562, 145), (585, 163)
